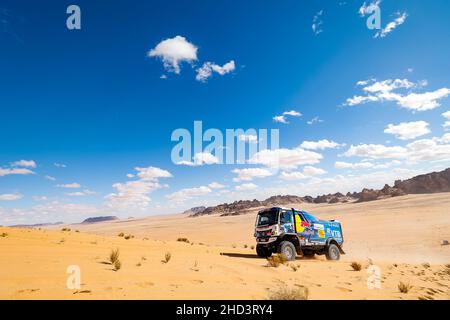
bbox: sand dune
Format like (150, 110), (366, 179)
(1, 193), (449, 299)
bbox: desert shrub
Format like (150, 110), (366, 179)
(61, 228), (71, 232)
(118, 232), (124, 237)
(113, 259), (121, 271)
(0, 232), (8, 238)
(290, 264), (300, 272)
(244, 244), (248, 248)
(422, 262), (430, 269)
(177, 237), (190, 243)
(109, 248), (120, 264)
(250, 245), (255, 250)
(124, 234), (133, 240)
(163, 252), (171, 263)
(351, 262), (362, 271)
(267, 254), (288, 268)
(269, 285), (309, 300)
(398, 281), (412, 293)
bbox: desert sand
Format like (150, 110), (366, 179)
(0, 193), (449, 300)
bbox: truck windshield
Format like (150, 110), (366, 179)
(256, 209), (279, 226)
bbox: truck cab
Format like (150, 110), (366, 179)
(254, 207), (344, 260)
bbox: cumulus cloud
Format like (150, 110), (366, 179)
(235, 183), (258, 191)
(106, 166), (172, 211)
(232, 168), (273, 182)
(166, 186), (212, 202)
(54, 163), (67, 168)
(344, 78), (450, 111)
(176, 152), (219, 166)
(273, 115), (288, 124)
(148, 35), (198, 74)
(239, 134), (258, 143)
(384, 121), (430, 140)
(196, 60), (235, 82)
(0, 167), (34, 177)
(443, 111), (450, 129)
(344, 144), (407, 159)
(57, 183), (81, 189)
(358, 0), (381, 17)
(375, 12), (407, 38)
(307, 116), (324, 125)
(11, 160), (36, 168)
(208, 182), (226, 189)
(300, 139), (343, 150)
(45, 175), (56, 181)
(0, 193), (23, 201)
(279, 166), (326, 181)
(273, 110), (301, 124)
(303, 166), (327, 176)
(249, 148), (322, 170)
(335, 161), (374, 169)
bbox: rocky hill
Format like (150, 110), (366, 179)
(189, 168), (450, 216)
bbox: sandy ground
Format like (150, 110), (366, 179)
(0, 193), (449, 300)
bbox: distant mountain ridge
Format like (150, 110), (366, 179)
(81, 216), (119, 224)
(188, 168), (450, 217)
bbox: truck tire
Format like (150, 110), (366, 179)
(325, 243), (340, 260)
(256, 244), (272, 258)
(301, 249), (315, 258)
(277, 241), (296, 261)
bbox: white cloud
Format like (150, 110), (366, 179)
(166, 186), (212, 202)
(176, 152), (219, 166)
(135, 166), (173, 181)
(235, 183), (258, 191)
(335, 161), (374, 169)
(384, 121), (430, 140)
(105, 180), (162, 210)
(249, 148), (322, 170)
(208, 182), (226, 189)
(359, 0), (381, 17)
(375, 12), (407, 38)
(312, 10), (324, 35)
(303, 166), (327, 176)
(11, 160), (36, 168)
(279, 166), (326, 181)
(283, 110), (302, 117)
(57, 183), (81, 189)
(279, 171), (307, 181)
(45, 175), (56, 181)
(307, 116), (323, 125)
(273, 115), (288, 124)
(232, 168), (273, 182)
(442, 111), (450, 120)
(0, 167), (35, 177)
(65, 192), (86, 197)
(344, 78), (450, 111)
(239, 134), (258, 143)
(196, 60), (235, 82)
(300, 139), (343, 150)
(54, 163), (67, 168)
(344, 144), (407, 159)
(148, 35), (198, 74)
(0, 193), (23, 201)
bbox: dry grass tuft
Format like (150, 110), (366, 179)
(124, 234), (134, 240)
(61, 228), (71, 232)
(267, 253), (288, 268)
(109, 248), (120, 264)
(290, 264), (300, 272)
(163, 252), (171, 263)
(269, 285), (309, 300)
(113, 259), (121, 271)
(177, 237), (190, 243)
(422, 262), (431, 269)
(350, 262), (362, 271)
(118, 232), (125, 237)
(398, 281), (412, 293)
(250, 245), (255, 250)
(0, 232), (8, 238)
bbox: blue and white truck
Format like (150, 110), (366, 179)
(254, 207), (345, 260)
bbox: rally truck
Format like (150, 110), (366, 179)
(254, 207), (344, 261)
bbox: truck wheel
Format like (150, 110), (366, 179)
(277, 241), (296, 261)
(256, 244), (272, 258)
(301, 249), (315, 258)
(325, 244), (340, 260)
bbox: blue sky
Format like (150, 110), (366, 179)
(1, 0), (450, 225)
